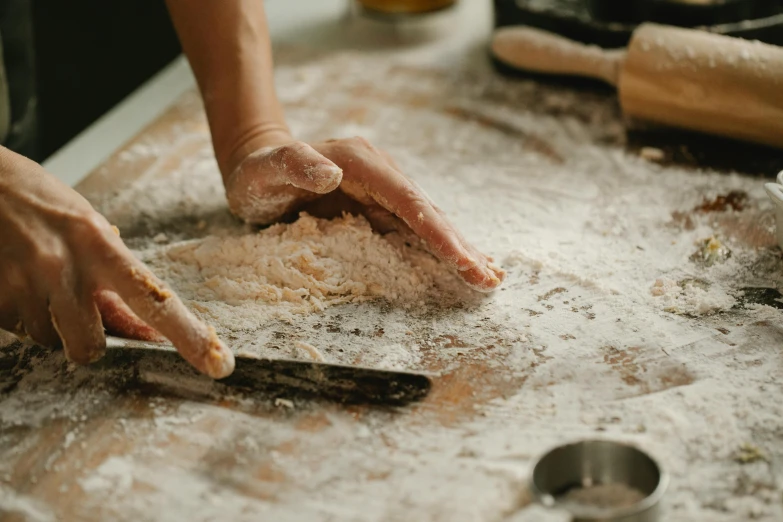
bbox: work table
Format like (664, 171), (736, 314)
(3, 2), (783, 521)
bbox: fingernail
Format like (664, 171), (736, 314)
(202, 327), (235, 379)
(86, 346), (107, 363)
(308, 164), (343, 193)
(488, 263), (507, 283)
(455, 255), (478, 271)
(86, 327), (108, 363)
(205, 346), (235, 379)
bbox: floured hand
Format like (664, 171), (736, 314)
(164, 0), (503, 291)
(224, 137), (505, 292)
(0, 147), (234, 378)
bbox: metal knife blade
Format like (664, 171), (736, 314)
(105, 336), (433, 406)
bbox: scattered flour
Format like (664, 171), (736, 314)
(78, 456), (134, 495)
(558, 482), (647, 510)
(367, 343), (423, 370)
(292, 340), (325, 361)
(0, 485), (56, 522)
(2, 27), (783, 522)
(650, 277), (737, 315)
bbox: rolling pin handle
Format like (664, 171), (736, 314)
(491, 26), (624, 87)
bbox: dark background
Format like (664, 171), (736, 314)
(7, 0), (182, 162)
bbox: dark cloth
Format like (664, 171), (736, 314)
(0, 0), (37, 157)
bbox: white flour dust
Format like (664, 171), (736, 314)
(650, 277), (737, 316)
(2, 38), (783, 522)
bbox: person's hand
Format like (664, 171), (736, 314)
(0, 148), (234, 378)
(223, 135), (505, 291)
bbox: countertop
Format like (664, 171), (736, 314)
(4, 1), (783, 521)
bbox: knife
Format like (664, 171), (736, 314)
(103, 336), (433, 406)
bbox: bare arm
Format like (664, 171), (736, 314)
(165, 0), (289, 177)
(166, 0), (504, 291)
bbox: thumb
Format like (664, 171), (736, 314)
(243, 142), (343, 194)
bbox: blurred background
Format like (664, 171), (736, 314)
(2, 0), (459, 164)
(8, 0), (783, 164)
(1, 0), (180, 162)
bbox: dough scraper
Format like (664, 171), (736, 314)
(104, 336), (432, 406)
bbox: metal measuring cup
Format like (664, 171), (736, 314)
(529, 440), (668, 522)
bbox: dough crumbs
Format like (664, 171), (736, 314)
(650, 277), (735, 316)
(639, 147), (665, 162)
(293, 340), (325, 361)
(129, 267), (172, 303)
(558, 483), (647, 511)
(143, 213), (454, 329)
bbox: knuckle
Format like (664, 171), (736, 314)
(268, 142), (310, 172)
(77, 212), (113, 238)
(61, 211), (110, 241)
(400, 182), (424, 203)
(273, 142), (308, 162)
(35, 251), (67, 279)
(27, 242), (67, 285)
(347, 136), (372, 150)
(279, 141), (308, 155)
(70, 213), (119, 252)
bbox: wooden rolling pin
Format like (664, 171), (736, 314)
(491, 23), (783, 149)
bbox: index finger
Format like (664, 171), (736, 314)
(341, 155), (503, 290)
(99, 254), (235, 379)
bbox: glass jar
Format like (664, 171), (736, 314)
(356, 0), (457, 15)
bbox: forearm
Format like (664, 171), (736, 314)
(165, 0), (290, 178)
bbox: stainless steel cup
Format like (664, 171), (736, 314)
(530, 440), (668, 522)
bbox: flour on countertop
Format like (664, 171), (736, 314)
(650, 277), (737, 316)
(2, 39), (783, 522)
(0, 485), (57, 522)
(78, 456), (134, 495)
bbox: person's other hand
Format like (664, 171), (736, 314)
(223, 136), (505, 291)
(0, 148), (234, 378)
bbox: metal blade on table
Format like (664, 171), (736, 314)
(104, 336), (433, 406)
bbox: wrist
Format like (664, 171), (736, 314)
(216, 121), (293, 179)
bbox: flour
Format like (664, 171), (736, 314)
(650, 277), (737, 316)
(292, 340), (325, 361)
(78, 456), (134, 495)
(364, 342), (422, 370)
(0, 485), (56, 522)
(558, 482), (647, 510)
(3, 28), (783, 522)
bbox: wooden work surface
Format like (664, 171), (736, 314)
(2, 43), (783, 521)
